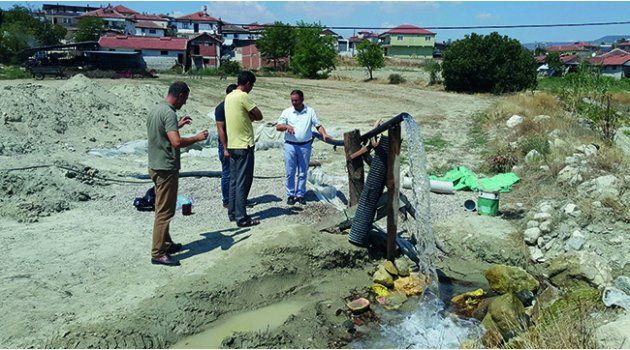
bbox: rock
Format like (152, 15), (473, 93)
(547, 251), (613, 288)
(506, 115), (524, 128)
(525, 149), (542, 164)
(393, 273), (426, 296)
(482, 293), (529, 343)
(514, 289), (535, 306)
(533, 212), (552, 221)
(550, 137), (568, 150)
(530, 285), (560, 323)
(529, 246), (544, 263)
(376, 291), (408, 310)
(346, 298), (370, 313)
(394, 258), (411, 277)
(613, 126), (630, 156)
(557, 166), (582, 186)
(565, 155), (580, 165)
(533, 114), (551, 122)
(614, 276), (630, 295)
(373, 266), (394, 288)
(383, 260), (398, 276)
(370, 284), (390, 297)
(484, 265), (539, 294)
(526, 220), (540, 228)
(539, 203), (554, 214)
(578, 175), (621, 201)
(539, 221), (552, 233)
(536, 237), (545, 248)
(524, 228), (541, 245)
(562, 203), (577, 215)
(602, 287), (630, 311)
(472, 296), (497, 320)
(564, 230), (585, 251)
(596, 313), (630, 348)
(539, 165), (550, 172)
(575, 144), (598, 157)
(451, 288), (486, 318)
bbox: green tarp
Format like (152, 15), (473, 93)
(430, 166), (520, 193)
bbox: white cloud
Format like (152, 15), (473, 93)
(204, 1), (276, 24)
(476, 12), (493, 20)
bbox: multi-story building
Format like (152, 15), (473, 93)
(379, 24), (436, 58)
(41, 4), (99, 34)
(172, 7), (220, 38)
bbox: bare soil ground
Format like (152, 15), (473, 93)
(0, 74), (493, 348)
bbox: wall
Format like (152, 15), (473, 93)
(135, 28), (166, 37)
(175, 21), (218, 34)
(382, 34), (435, 48)
(385, 46), (433, 58)
(143, 56), (180, 71)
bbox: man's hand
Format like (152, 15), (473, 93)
(286, 125), (295, 135)
(223, 148), (230, 159)
(178, 115), (192, 128)
(321, 132), (329, 142)
(196, 130), (209, 141)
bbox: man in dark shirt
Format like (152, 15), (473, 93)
(214, 84), (238, 208)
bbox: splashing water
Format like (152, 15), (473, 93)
(402, 115), (438, 292)
(354, 291), (483, 348)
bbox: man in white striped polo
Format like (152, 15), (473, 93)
(276, 90), (329, 205)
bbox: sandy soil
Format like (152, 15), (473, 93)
(0, 74), (493, 348)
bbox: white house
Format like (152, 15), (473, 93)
(172, 8), (219, 38)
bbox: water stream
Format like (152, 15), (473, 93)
(356, 116), (483, 348)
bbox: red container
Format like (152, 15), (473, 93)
(182, 203), (192, 216)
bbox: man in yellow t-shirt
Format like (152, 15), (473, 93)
(225, 71), (264, 227)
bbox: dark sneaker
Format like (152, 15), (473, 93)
(151, 254), (180, 266)
(222, 202), (229, 208)
(287, 196), (296, 205)
(166, 243), (183, 254)
(296, 197), (306, 205)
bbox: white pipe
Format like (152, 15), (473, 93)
(402, 177), (454, 194)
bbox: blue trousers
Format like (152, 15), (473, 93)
(283, 142), (311, 198)
(218, 144), (230, 205)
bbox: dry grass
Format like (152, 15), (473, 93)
(486, 92), (564, 123)
(505, 287), (604, 349)
(611, 91), (630, 106)
(592, 144), (630, 173)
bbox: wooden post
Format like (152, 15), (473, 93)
(386, 124), (401, 263)
(343, 130), (364, 207)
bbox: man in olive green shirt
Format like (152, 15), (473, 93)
(225, 71), (263, 227)
(147, 81), (208, 266)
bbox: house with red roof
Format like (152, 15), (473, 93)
(617, 41), (630, 52)
(546, 42), (598, 57)
(134, 20), (167, 37)
(589, 49), (630, 79)
(78, 5), (136, 35)
(98, 34), (222, 71)
(378, 24), (436, 58)
(172, 7), (220, 38)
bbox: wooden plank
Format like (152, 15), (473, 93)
(343, 130), (364, 207)
(386, 124), (401, 262)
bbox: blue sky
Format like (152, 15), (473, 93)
(3, 1), (630, 43)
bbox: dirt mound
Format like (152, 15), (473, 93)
(0, 165), (100, 222)
(0, 76), (153, 156)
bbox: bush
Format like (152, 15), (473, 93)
(388, 73), (406, 84)
(0, 65), (29, 79)
(219, 60), (241, 75)
(424, 60), (442, 85)
(485, 144), (519, 173)
(441, 32), (537, 94)
(520, 135), (551, 157)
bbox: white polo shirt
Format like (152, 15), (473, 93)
(277, 104), (321, 143)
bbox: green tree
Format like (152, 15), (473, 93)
(534, 46), (546, 56)
(356, 40), (384, 80)
(441, 32), (537, 94)
(74, 17), (106, 42)
(256, 21), (294, 70)
(291, 21), (337, 79)
(545, 52), (564, 77)
(0, 6), (65, 63)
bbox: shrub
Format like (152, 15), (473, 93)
(219, 60), (241, 75)
(485, 144), (519, 173)
(424, 60), (442, 85)
(441, 32), (537, 94)
(388, 73), (406, 84)
(520, 135), (551, 157)
(356, 40), (384, 80)
(0, 65), (29, 79)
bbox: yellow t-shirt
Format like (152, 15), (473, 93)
(225, 90), (256, 149)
